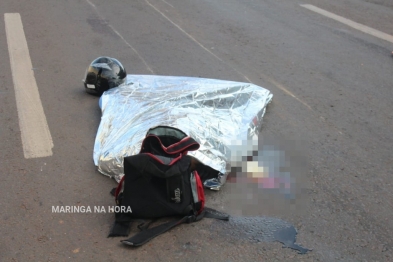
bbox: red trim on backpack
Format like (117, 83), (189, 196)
(140, 135), (199, 155)
(143, 153), (182, 166)
(166, 137), (191, 152)
(169, 155), (182, 165)
(143, 153), (164, 164)
(194, 171), (205, 214)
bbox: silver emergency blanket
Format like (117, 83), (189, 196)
(94, 75), (273, 189)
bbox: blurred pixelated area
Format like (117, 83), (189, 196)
(222, 133), (310, 217)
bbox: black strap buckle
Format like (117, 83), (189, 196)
(186, 215), (197, 223)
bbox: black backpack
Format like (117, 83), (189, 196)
(108, 126), (229, 246)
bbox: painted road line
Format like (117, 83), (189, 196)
(145, 0), (313, 111)
(160, 0), (174, 8)
(144, 0), (253, 83)
(85, 0), (155, 74)
(301, 4), (393, 44)
(4, 13), (53, 158)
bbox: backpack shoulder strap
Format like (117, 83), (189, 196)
(203, 207), (230, 220)
(120, 208), (229, 247)
(141, 135), (199, 155)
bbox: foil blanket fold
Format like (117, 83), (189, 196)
(93, 75), (273, 189)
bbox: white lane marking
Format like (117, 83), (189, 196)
(144, 0), (313, 111)
(301, 4), (393, 44)
(161, 0), (174, 8)
(144, 0), (252, 83)
(85, 0), (155, 74)
(262, 74), (312, 111)
(4, 13), (54, 158)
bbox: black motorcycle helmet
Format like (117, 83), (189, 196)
(83, 57), (127, 96)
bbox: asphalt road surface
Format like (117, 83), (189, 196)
(1, 0), (392, 261)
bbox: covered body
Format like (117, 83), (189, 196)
(94, 75), (273, 189)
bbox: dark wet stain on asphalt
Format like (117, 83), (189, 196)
(211, 216), (311, 254)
